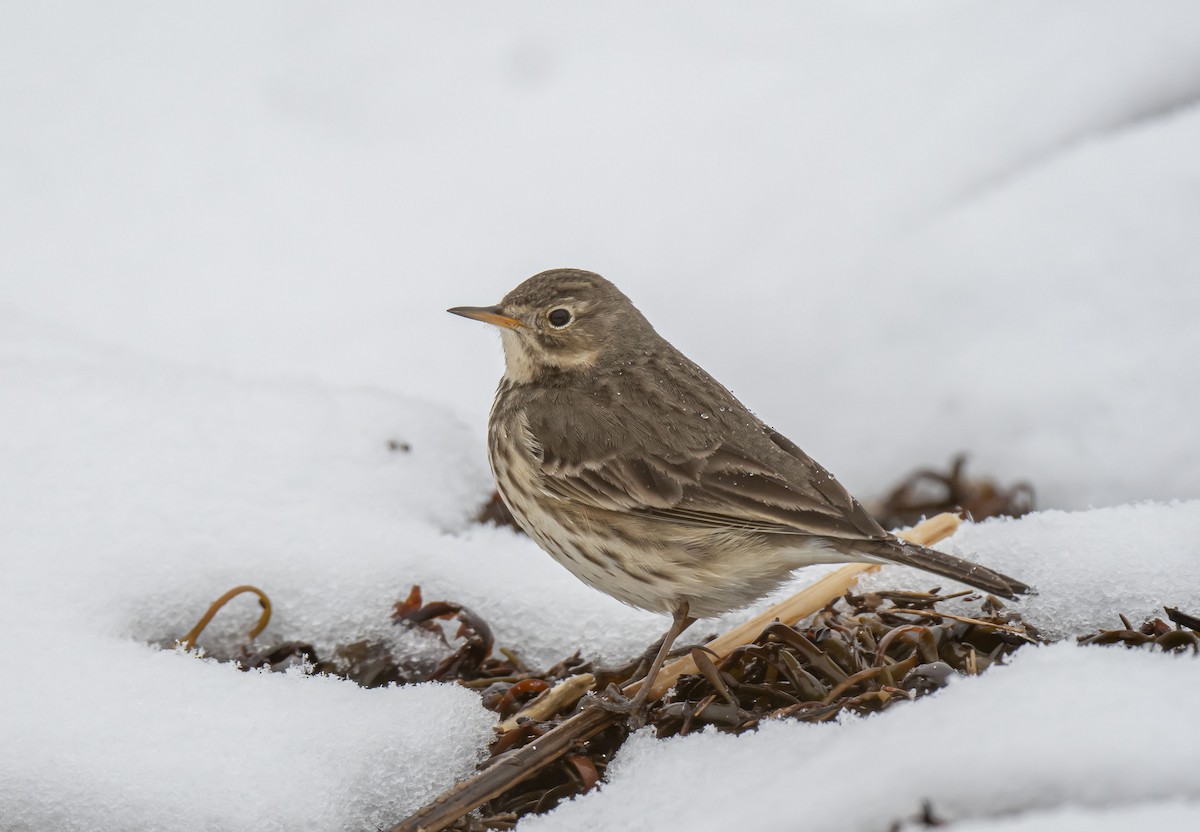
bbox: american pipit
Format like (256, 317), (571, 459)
(450, 269), (1028, 720)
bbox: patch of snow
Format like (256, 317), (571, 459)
(934, 801), (1200, 832)
(525, 644), (1200, 832)
(0, 639), (492, 832)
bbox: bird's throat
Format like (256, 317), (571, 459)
(499, 330), (600, 385)
(499, 331), (541, 384)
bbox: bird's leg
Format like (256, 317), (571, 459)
(586, 602), (695, 729)
(635, 602), (695, 705)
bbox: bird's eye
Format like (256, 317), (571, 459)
(547, 308), (572, 329)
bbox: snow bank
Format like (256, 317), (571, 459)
(0, 325), (506, 830)
(940, 801), (1200, 832)
(0, 644), (490, 832)
(525, 644), (1200, 832)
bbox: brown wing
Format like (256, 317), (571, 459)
(510, 341), (890, 545)
(529, 412), (887, 543)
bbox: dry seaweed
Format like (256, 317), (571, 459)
(451, 589), (1039, 829)
(1077, 612), (1200, 653)
(873, 453), (1035, 530)
(477, 491), (521, 530)
(172, 582), (1198, 832)
(888, 800), (947, 831)
(657, 590), (1037, 736)
(446, 599), (1198, 831)
(180, 584), (537, 687)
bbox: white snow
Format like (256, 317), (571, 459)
(2, 2), (1199, 830)
(525, 644), (1200, 832)
(0, 648), (492, 832)
(937, 802), (1200, 832)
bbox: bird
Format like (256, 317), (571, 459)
(449, 268), (1028, 721)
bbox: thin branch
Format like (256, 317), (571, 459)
(495, 673), (597, 733)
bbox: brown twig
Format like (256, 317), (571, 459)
(1165, 606), (1200, 633)
(389, 706), (614, 832)
(495, 673), (597, 733)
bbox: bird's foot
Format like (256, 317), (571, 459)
(582, 683), (652, 730)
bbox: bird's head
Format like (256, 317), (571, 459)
(449, 268), (651, 383)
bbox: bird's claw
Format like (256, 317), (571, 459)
(582, 683), (651, 729)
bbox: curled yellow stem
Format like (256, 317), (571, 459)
(179, 585), (272, 649)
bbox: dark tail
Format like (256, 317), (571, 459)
(842, 538), (1031, 599)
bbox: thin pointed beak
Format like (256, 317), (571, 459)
(447, 305), (524, 330)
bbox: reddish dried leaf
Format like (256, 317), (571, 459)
(392, 586), (424, 620)
(565, 755), (600, 792)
